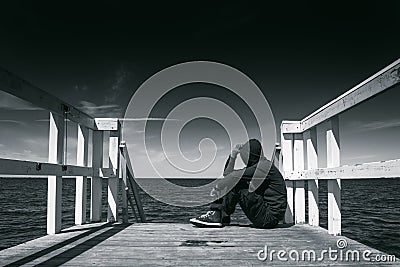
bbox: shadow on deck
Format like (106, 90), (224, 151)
(0, 222), (397, 266)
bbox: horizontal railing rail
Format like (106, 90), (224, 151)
(285, 159), (400, 180)
(282, 58), (400, 133)
(0, 69), (131, 234)
(0, 67), (95, 130)
(0, 158), (116, 177)
(280, 58), (400, 236)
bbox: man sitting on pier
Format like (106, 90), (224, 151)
(190, 139), (287, 228)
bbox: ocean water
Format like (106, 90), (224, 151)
(0, 177), (399, 257)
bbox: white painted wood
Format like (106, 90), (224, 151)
(120, 148), (128, 223)
(91, 131), (104, 222)
(281, 133), (293, 174)
(304, 128), (319, 226)
(97, 167), (117, 178)
(75, 125), (89, 225)
(120, 141), (146, 222)
(326, 117), (341, 235)
(102, 131), (110, 167)
(0, 158), (92, 176)
(279, 59), (400, 134)
(327, 117), (340, 168)
(285, 159), (400, 180)
(47, 112), (64, 235)
(281, 131), (294, 224)
(95, 118), (118, 131)
(107, 130), (120, 222)
(0, 68), (96, 129)
(301, 59), (400, 131)
(274, 143), (281, 168)
(281, 120), (301, 133)
(293, 133), (305, 224)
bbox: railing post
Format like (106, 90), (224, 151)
(91, 130), (103, 222)
(120, 142), (128, 223)
(274, 143), (281, 168)
(47, 112), (64, 234)
(75, 125), (89, 225)
(294, 133), (305, 224)
(107, 127), (120, 222)
(327, 116), (341, 235)
(304, 127), (319, 226)
(281, 131), (294, 224)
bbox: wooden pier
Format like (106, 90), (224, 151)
(0, 223), (395, 266)
(0, 59), (400, 266)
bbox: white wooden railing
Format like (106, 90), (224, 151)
(0, 68), (142, 234)
(1, 59), (399, 236)
(280, 58), (400, 235)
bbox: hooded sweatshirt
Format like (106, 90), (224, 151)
(219, 139), (287, 219)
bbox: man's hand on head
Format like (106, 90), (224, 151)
(231, 144), (243, 158)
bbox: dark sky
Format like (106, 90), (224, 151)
(0, 1), (399, 176)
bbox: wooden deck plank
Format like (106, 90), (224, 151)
(0, 223), (397, 266)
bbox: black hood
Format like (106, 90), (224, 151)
(240, 139), (263, 167)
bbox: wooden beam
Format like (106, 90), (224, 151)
(120, 149), (129, 223)
(304, 128), (319, 227)
(280, 59), (400, 134)
(120, 142), (146, 222)
(285, 159), (400, 180)
(273, 143), (281, 168)
(98, 167), (117, 178)
(326, 117), (341, 236)
(47, 113), (64, 235)
(293, 133), (305, 224)
(281, 131), (294, 224)
(0, 158), (115, 177)
(91, 131), (104, 222)
(0, 68), (96, 130)
(107, 129), (120, 223)
(95, 118), (119, 131)
(75, 125), (89, 225)
(281, 120), (301, 134)
(127, 171), (147, 222)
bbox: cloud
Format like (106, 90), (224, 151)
(350, 119), (400, 132)
(0, 119), (25, 126)
(0, 144), (4, 147)
(78, 100), (123, 117)
(74, 66), (131, 118)
(344, 154), (376, 162)
(0, 148), (48, 162)
(0, 91), (43, 111)
(105, 66), (130, 104)
(74, 85), (89, 92)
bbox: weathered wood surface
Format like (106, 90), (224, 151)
(0, 158), (116, 177)
(285, 159), (400, 180)
(281, 58), (400, 134)
(95, 118), (119, 131)
(47, 112), (64, 235)
(75, 125), (89, 225)
(0, 68), (96, 130)
(120, 142), (147, 222)
(1, 223), (397, 266)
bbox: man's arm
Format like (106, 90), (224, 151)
(223, 156), (236, 176)
(222, 144), (242, 176)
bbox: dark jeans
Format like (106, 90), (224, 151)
(211, 182), (279, 228)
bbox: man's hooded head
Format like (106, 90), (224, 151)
(239, 139), (263, 167)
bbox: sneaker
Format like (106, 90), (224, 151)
(190, 210), (223, 227)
